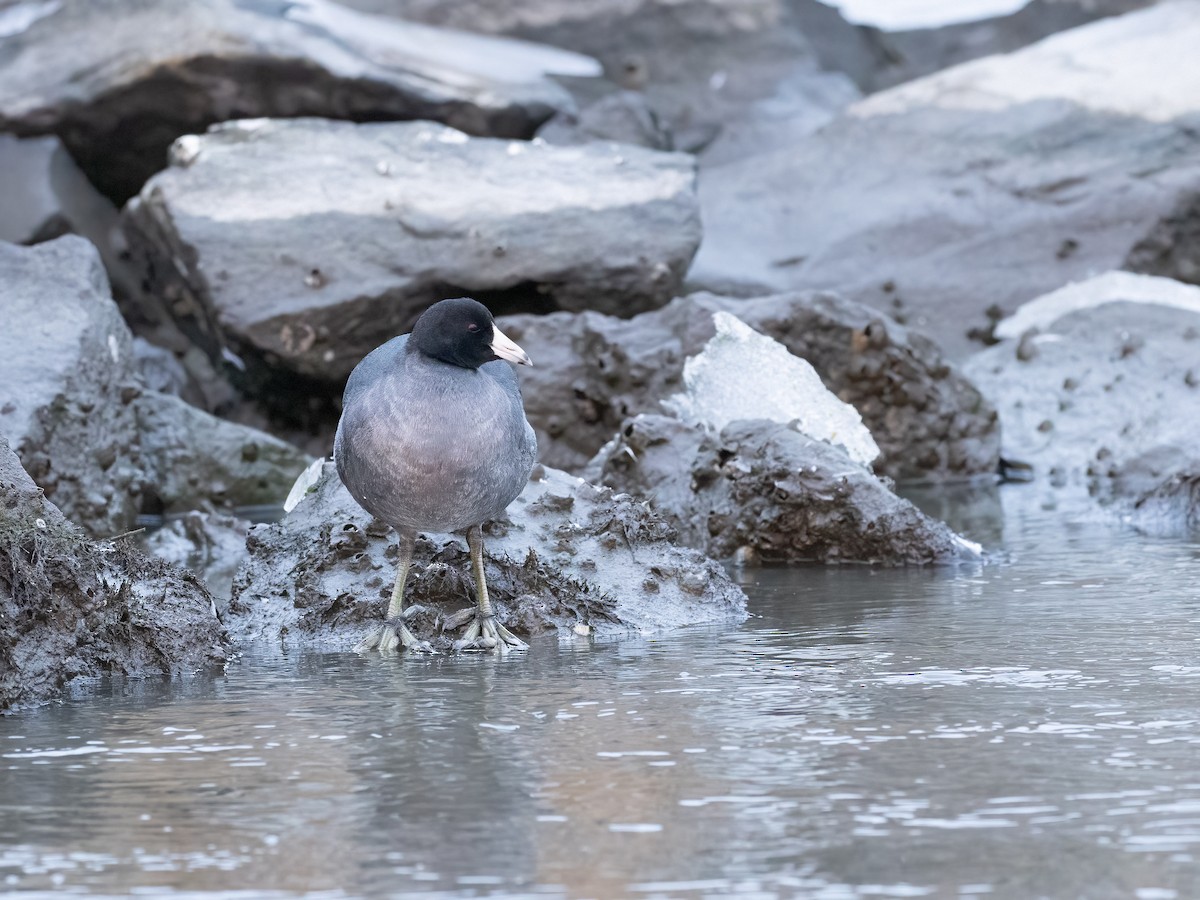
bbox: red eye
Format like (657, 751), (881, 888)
(467, 323), (479, 333)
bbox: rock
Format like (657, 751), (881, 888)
(871, 0), (1158, 90)
(143, 512), (251, 606)
(0, 236), (144, 537)
(0, 434), (229, 713)
(228, 462), (747, 648)
(0, 0), (599, 203)
(964, 272), (1200, 528)
(500, 291), (999, 481)
(0, 133), (137, 297)
(1122, 190), (1200, 287)
(122, 117), (700, 397)
(1102, 450), (1200, 536)
(585, 414), (977, 565)
(695, 65), (860, 168)
(537, 91), (673, 150)
(1080, 443), (1198, 529)
(0, 236), (312, 536)
(0, 134), (71, 243)
(134, 391), (312, 517)
(579, 316), (981, 564)
(131, 336), (192, 397)
(692, 2), (1200, 360)
(339, 0), (874, 154)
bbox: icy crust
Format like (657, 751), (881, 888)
(663, 312), (880, 467)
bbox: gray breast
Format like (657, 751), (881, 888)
(334, 343), (537, 534)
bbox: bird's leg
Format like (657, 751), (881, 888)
(453, 525), (528, 653)
(355, 527), (434, 653)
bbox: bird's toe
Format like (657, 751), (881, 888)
(354, 620), (435, 654)
(452, 613), (528, 653)
(354, 625), (386, 653)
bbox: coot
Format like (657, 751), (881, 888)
(334, 298), (537, 653)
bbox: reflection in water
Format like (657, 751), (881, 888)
(2, 487), (1199, 898)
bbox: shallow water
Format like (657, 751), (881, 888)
(3, 486), (1200, 899)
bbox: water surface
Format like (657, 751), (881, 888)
(3, 487), (1199, 898)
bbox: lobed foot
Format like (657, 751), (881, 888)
(453, 611), (529, 653)
(355, 615), (434, 654)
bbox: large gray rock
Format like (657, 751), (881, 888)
(872, 0), (1158, 90)
(537, 91), (673, 151)
(692, 2), (1200, 360)
(339, 0), (1151, 156)
(585, 415), (976, 565)
(135, 391), (310, 517)
(1103, 453), (1200, 536)
(964, 272), (1200, 529)
(500, 292), (999, 482)
(0, 237), (311, 536)
(0, 134), (90, 243)
(0, 134), (134, 297)
(966, 269), (1200, 535)
(0, 434), (229, 713)
(122, 117), (700, 392)
(339, 0), (874, 154)
(0, 236), (144, 537)
(228, 461), (747, 649)
(1125, 189), (1200, 286)
(0, 0), (598, 202)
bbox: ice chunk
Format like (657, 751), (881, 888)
(954, 535), (984, 557)
(663, 312), (880, 467)
(284, 457), (327, 513)
(995, 271), (1200, 340)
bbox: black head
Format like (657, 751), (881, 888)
(408, 298), (532, 370)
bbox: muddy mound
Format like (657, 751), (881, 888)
(0, 436), (229, 713)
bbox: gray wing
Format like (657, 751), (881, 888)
(342, 334), (408, 409)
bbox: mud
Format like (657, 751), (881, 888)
(143, 511), (252, 607)
(228, 462), (748, 650)
(0, 436), (229, 713)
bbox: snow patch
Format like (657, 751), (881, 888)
(826, 0), (1024, 31)
(995, 271), (1200, 339)
(663, 312), (880, 467)
(0, 1), (61, 39)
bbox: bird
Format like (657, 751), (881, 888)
(333, 297), (537, 653)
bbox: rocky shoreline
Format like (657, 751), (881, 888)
(2, 0), (1197, 711)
